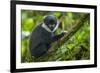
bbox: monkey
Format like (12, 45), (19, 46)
(29, 15), (66, 58)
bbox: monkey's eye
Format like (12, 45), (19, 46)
(49, 24), (55, 27)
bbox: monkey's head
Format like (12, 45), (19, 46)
(43, 15), (58, 31)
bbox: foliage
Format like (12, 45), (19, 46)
(21, 10), (90, 62)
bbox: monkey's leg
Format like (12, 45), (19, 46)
(31, 44), (47, 58)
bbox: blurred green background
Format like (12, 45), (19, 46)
(21, 10), (90, 63)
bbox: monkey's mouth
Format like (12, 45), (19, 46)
(49, 26), (55, 31)
(48, 24), (55, 30)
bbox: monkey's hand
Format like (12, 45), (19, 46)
(61, 31), (68, 36)
(51, 31), (68, 42)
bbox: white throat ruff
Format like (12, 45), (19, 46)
(42, 22), (59, 33)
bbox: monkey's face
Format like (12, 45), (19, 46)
(43, 15), (57, 31)
(47, 24), (56, 31)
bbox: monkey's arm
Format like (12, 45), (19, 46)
(51, 31), (68, 42)
(51, 33), (65, 42)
